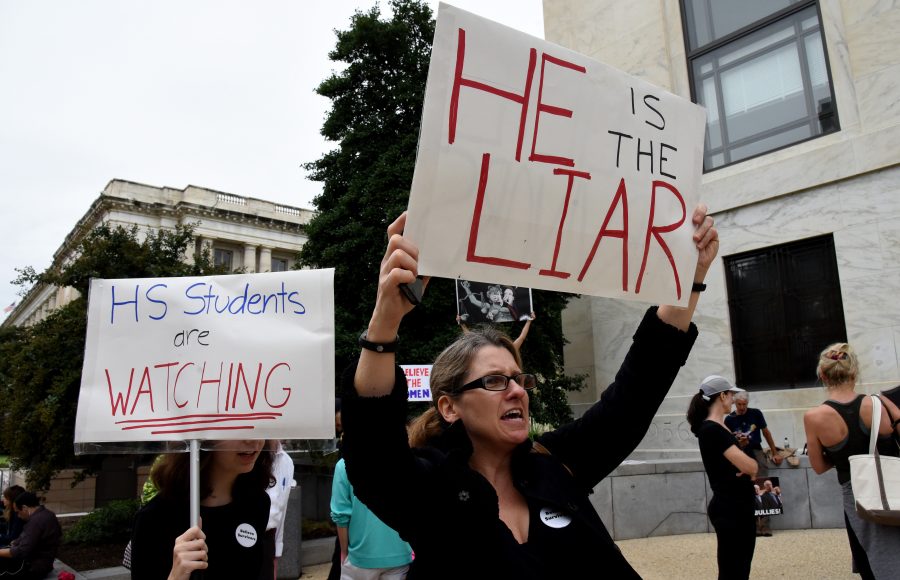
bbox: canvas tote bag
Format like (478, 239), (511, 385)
(848, 395), (900, 525)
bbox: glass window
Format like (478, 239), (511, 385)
(682, 1), (838, 171)
(214, 248), (233, 270)
(724, 235), (846, 389)
(683, 0), (803, 50)
(271, 258), (289, 272)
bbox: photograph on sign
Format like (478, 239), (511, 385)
(74, 269), (335, 446)
(753, 476), (784, 517)
(405, 3), (707, 306)
(456, 279), (532, 324)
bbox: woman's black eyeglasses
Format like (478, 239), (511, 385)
(456, 373), (537, 393)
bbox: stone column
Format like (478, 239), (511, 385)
(243, 244), (258, 273)
(199, 237), (214, 263)
(184, 237), (196, 265)
(259, 247), (273, 273)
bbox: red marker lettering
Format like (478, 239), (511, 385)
(636, 181), (686, 298)
(106, 368), (135, 416)
(449, 28), (537, 161)
(530, 54), (586, 167)
(197, 361), (223, 411)
(264, 363), (292, 409)
(173, 362), (194, 409)
(578, 178), (629, 289)
(467, 153), (531, 270)
(539, 168), (591, 279)
(130, 366), (155, 415)
(230, 362), (263, 411)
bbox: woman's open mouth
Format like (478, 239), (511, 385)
(501, 409), (525, 422)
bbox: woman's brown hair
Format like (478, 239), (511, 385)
(2, 485), (25, 522)
(407, 327), (521, 448)
(151, 440), (276, 502)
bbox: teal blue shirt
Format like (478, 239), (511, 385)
(330, 458), (412, 569)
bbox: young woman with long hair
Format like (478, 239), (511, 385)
(0, 486), (25, 546)
(130, 440), (275, 580)
(686, 376), (759, 580)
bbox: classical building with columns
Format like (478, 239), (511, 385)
(3, 178), (313, 330)
(0, 179), (311, 515)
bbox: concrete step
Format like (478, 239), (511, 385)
(302, 536), (336, 567)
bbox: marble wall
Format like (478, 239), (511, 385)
(589, 456), (844, 540)
(546, 0), (900, 458)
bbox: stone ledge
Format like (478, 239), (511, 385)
(49, 559), (85, 579)
(81, 566), (130, 580)
(302, 536), (336, 567)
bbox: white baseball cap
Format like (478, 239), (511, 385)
(699, 375), (743, 400)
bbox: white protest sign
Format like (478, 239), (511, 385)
(74, 269), (335, 443)
(406, 4), (707, 306)
(402, 365), (433, 402)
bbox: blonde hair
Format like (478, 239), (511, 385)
(817, 342), (859, 387)
(407, 328), (521, 448)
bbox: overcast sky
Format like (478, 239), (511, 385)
(0, 0), (543, 318)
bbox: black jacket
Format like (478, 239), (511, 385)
(342, 307), (697, 579)
(9, 506), (61, 577)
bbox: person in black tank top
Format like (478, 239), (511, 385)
(804, 343), (900, 580)
(687, 375), (759, 580)
(821, 396), (896, 485)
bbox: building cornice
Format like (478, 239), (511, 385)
(4, 179), (315, 328)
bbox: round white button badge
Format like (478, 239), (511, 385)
(539, 507), (572, 529)
(235, 523), (258, 547)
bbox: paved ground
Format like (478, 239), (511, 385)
(298, 528), (858, 579)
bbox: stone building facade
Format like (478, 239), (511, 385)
(544, 0), (900, 459)
(2, 179), (312, 513)
(4, 178), (313, 329)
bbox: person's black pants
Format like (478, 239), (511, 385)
(708, 496), (756, 580)
(0, 557), (44, 579)
(844, 512), (875, 580)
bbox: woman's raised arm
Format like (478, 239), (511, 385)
(657, 204), (718, 331)
(354, 212), (427, 397)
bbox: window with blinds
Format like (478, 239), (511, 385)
(680, 0), (838, 171)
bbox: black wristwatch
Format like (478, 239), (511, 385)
(358, 331), (399, 353)
(691, 282), (707, 293)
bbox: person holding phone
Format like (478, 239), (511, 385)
(341, 206), (718, 578)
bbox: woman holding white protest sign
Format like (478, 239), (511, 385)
(340, 206), (717, 578)
(130, 440), (275, 580)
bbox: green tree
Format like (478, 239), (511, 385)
(301, 0), (583, 426)
(0, 223), (222, 490)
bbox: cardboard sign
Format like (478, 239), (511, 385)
(403, 365), (433, 402)
(406, 3), (706, 306)
(74, 270), (335, 443)
(456, 279), (532, 324)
